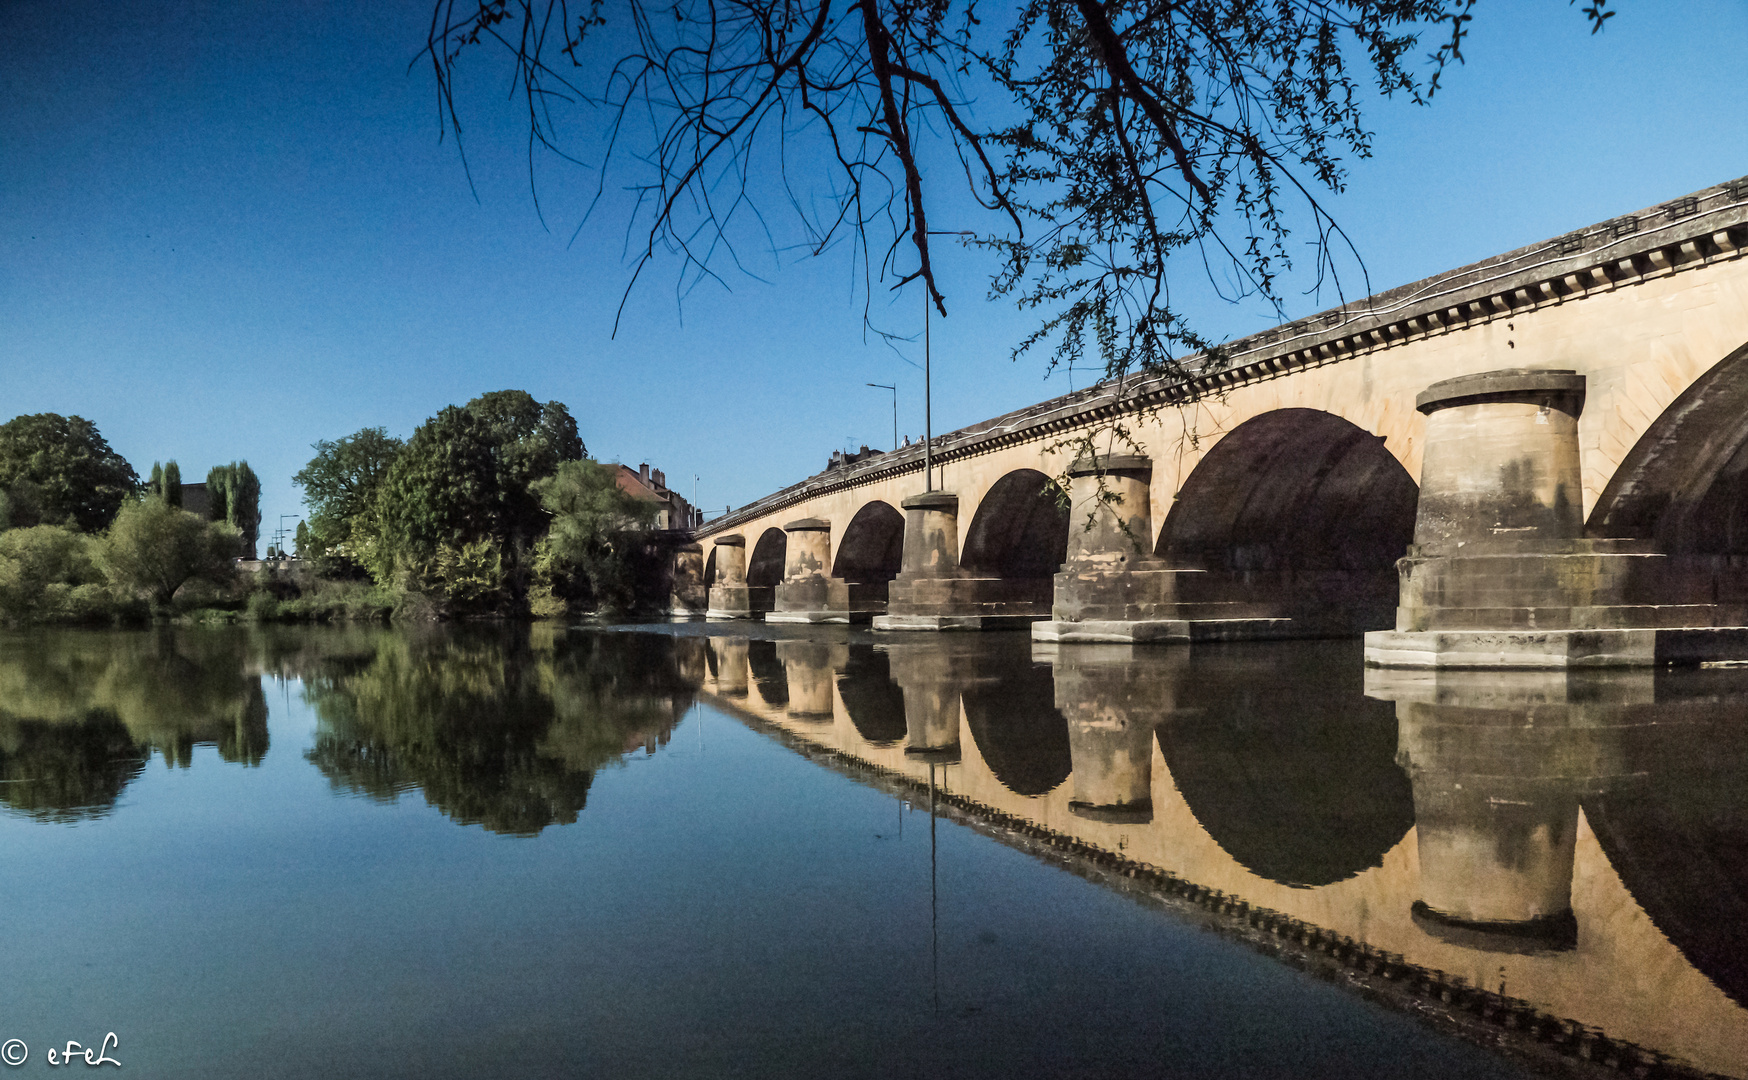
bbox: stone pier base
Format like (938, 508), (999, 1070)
(873, 613), (1033, 631)
(705, 583), (753, 620)
(1364, 626), (1748, 668)
(1031, 617), (1295, 643)
(766, 609), (851, 625)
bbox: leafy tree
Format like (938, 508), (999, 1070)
(368, 393), (585, 595)
(0, 413), (138, 532)
(0, 525), (105, 623)
(293, 427), (405, 575)
(428, 0), (1612, 380)
(294, 427), (404, 531)
(533, 460), (658, 614)
(205, 462), (262, 558)
(373, 406), (500, 584)
(464, 390), (587, 550)
(430, 537), (506, 611)
(102, 497), (240, 607)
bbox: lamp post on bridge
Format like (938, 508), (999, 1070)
(866, 383), (897, 452)
(922, 230), (975, 493)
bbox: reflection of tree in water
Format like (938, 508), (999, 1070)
(303, 627), (696, 836)
(0, 713), (142, 822)
(0, 628), (269, 821)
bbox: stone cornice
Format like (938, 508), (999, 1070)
(696, 175), (1748, 540)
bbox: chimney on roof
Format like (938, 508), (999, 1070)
(652, 468), (666, 489)
(639, 463), (650, 485)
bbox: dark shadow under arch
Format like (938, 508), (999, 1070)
(703, 547), (718, 588)
(747, 528), (786, 614)
(1157, 408), (1417, 633)
(1591, 341), (1748, 554)
(962, 469), (1070, 579)
(833, 501), (904, 617)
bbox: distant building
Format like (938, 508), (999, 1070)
(178, 482), (210, 518)
(612, 462), (703, 531)
(827, 445), (884, 471)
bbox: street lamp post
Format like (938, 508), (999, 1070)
(922, 231), (975, 492)
(866, 383), (897, 452)
(278, 515), (301, 560)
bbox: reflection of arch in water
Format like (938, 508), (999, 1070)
(836, 646), (906, 747)
(1159, 643), (1413, 887)
(832, 501), (905, 618)
(746, 638), (788, 707)
(963, 661), (1071, 797)
(1158, 409), (1417, 632)
(747, 528), (786, 614)
(962, 470), (1070, 580)
(1582, 714), (1748, 1007)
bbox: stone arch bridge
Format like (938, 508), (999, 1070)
(671, 175), (1748, 665)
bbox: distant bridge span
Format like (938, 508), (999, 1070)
(679, 175), (1748, 639)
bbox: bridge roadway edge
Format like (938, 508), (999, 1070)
(699, 688), (1721, 1080)
(693, 174), (1748, 543)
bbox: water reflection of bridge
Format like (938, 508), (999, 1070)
(694, 629), (1748, 1080)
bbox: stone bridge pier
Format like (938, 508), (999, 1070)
(706, 534), (750, 620)
(875, 489), (1064, 631)
(769, 519), (851, 624)
(668, 543), (706, 617)
(1366, 369), (1748, 667)
(1033, 455), (1290, 643)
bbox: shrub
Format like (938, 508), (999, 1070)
(0, 525), (104, 622)
(102, 497), (240, 608)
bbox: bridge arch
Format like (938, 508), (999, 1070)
(962, 469), (1070, 579)
(832, 501), (904, 618)
(703, 546), (718, 587)
(747, 527), (786, 615)
(1157, 408), (1417, 632)
(1590, 341), (1748, 554)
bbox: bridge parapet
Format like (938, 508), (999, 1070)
(697, 176), (1748, 541)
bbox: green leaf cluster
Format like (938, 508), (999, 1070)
(0, 525), (109, 623)
(205, 462), (261, 558)
(102, 497), (241, 608)
(298, 391), (597, 611)
(0, 413), (139, 532)
(147, 460), (183, 506)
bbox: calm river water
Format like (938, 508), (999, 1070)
(0, 623), (1742, 1079)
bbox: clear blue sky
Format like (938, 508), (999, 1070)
(3, 1), (1747, 538)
